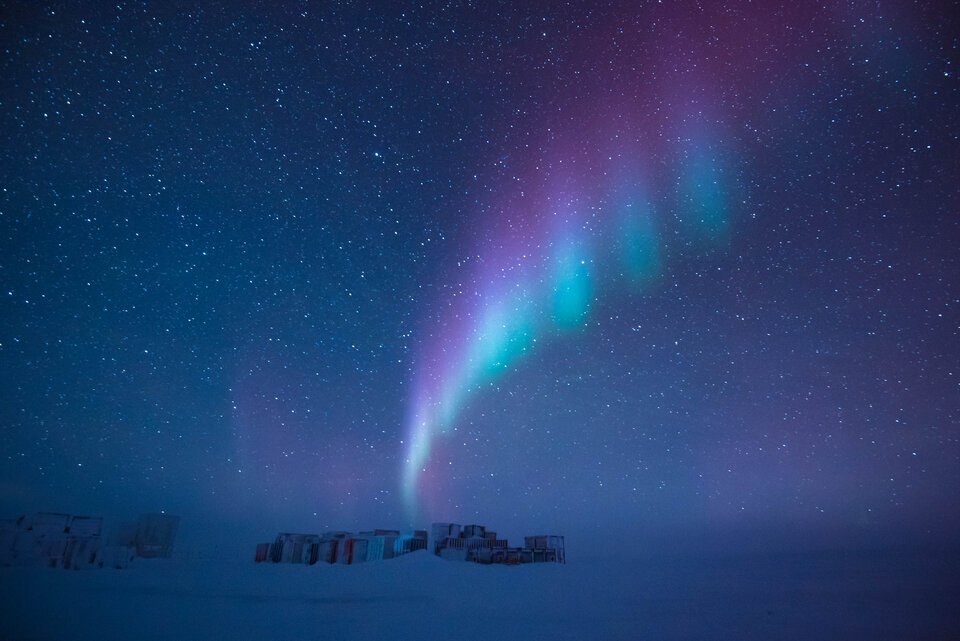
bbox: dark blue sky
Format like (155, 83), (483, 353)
(1, 1), (957, 551)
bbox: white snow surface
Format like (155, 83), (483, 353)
(3, 548), (958, 640)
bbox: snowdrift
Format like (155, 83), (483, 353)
(3, 547), (958, 640)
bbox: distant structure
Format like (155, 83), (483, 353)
(0, 511), (179, 569)
(0, 512), (103, 569)
(432, 522), (565, 564)
(132, 513), (180, 558)
(257, 528), (427, 565)
(256, 523), (564, 566)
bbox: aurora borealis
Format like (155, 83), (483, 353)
(1, 1), (958, 552)
(401, 86), (736, 516)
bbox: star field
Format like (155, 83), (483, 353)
(1, 1), (957, 548)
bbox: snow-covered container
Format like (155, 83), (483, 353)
(66, 516), (102, 537)
(272, 533), (321, 564)
(36, 534), (68, 568)
(337, 538), (367, 565)
(62, 536), (101, 570)
(0, 513), (73, 567)
(297, 536), (320, 564)
(135, 513), (179, 559)
(22, 513), (71, 535)
(318, 532), (351, 564)
(439, 544), (468, 562)
(10, 529), (40, 566)
(532, 548), (559, 563)
(365, 535), (397, 561)
(523, 535), (565, 563)
(97, 545), (136, 569)
(433, 521), (566, 564)
(394, 531), (427, 556)
(346, 538), (369, 563)
(438, 535), (486, 561)
(307, 541), (320, 565)
(317, 539), (338, 564)
(431, 523), (461, 553)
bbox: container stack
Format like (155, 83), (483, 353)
(433, 522), (565, 565)
(0, 511), (177, 570)
(256, 527), (426, 565)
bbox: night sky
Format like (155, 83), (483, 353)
(2, 1), (957, 552)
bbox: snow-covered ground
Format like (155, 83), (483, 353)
(4, 547), (958, 640)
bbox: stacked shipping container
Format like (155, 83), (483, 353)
(257, 528), (427, 565)
(0, 512), (178, 570)
(433, 523), (565, 565)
